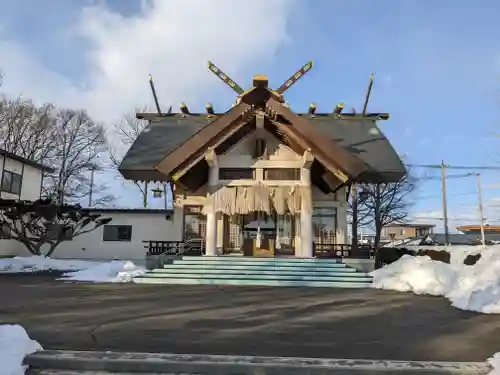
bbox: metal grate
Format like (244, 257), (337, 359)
(219, 168), (255, 180)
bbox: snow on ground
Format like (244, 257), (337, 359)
(59, 260), (146, 283)
(0, 256), (98, 273)
(0, 324), (42, 375)
(0, 256), (145, 283)
(488, 353), (500, 375)
(370, 245), (500, 314)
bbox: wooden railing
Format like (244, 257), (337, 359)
(143, 239), (205, 256)
(313, 243), (374, 259)
(143, 240), (373, 259)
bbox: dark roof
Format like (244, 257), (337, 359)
(119, 117), (210, 181)
(119, 114), (405, 182)
(0, 149), (54, 172)
(387, 223), (436, 228)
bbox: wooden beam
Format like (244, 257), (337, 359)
(266, 98), (369, 178)
(324, 169), (348, 184)
(170, 118), (253, 182)
(333, 103), (344, 114)
(268, 117), (353, 180)
(322, 172), (344, 191)
(154, 102), (252, 176)
(302, 148), (314, 168)
(308, 103), (316, 115)
(204, 147), (217, 167)
(256, 111), (265, 129)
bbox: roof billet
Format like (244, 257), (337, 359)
(136, 112), (390, 121)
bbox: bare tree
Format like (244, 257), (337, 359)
(46, 109), (112, 205)
(0, 97), (57, 163)
(346, 184), (373, 251)
(358, 172), (416, 268)
(0, 96), (113, 205)
(0, 198), (111, 257)
(108, 108), (149, 207)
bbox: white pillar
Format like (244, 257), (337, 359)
(205, 209), (217, 256)
(301, 150), (314, 258)
(205, 148), (219, 256)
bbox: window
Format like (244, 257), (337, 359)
(219, 168), (254, 180)
(183, 206), (206, 241)
(1, 171), (22, 195)
(312, 207), (337, 245)
(103, 225), (132, 242)
(0, 223), (11, 239)
(264, 168), (301, 181)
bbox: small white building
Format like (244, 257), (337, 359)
(0, 149), (54, 257)
(41, 208), (179, 264)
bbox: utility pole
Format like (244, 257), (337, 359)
(440, 160), (450, 245)
(475, 173), (486, 246)
(88, 166), (95, 207)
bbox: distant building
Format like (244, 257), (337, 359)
(456, 225), (500, 243)
(0, 149), (53, 201)
(381, 223), (436, 242)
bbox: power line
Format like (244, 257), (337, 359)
(407, 164), (500, 171)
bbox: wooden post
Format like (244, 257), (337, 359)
(350, 184), (358, 254)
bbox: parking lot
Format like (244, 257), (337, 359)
(2, 274), (500, 362)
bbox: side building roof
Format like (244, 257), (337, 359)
(0, 148), (54, 172)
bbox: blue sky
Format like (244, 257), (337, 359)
(1, 0), (500, 230)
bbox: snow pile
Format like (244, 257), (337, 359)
(59, 260), (146, 283)
(0, 324), (42, 375)
(0, 256), (145, 283)
(0, 256), (97, 273)
(370, 245), (500, 313)
(488, 353), (500, 375)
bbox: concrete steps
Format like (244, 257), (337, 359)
(24, 350), (491, 375)
(135, 256), (373, 288)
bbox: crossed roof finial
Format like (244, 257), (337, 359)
(207, 60), (314, 102)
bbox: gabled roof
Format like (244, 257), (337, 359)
(118, 117), (210, 181)
(119, 69), (405, 189)
(0, 149), (54, 172)
(119, 113), (405, 183)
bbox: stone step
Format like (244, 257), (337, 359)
(182, 256), (342, 263)
(144, 272), (372, 283)
(24, 350), (491, 375)
(134, 276), (372, 288)
(154, 267), (363, 276)
(172, 260), (348, 269)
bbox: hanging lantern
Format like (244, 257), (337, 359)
(151, 185), (163, 198)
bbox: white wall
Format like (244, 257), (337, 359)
(34, 210), (184, 263)
(20, 164), (43, 201)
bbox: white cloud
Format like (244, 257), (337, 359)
(0, 0), (299, 207)
(1, 0), (298, 125)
